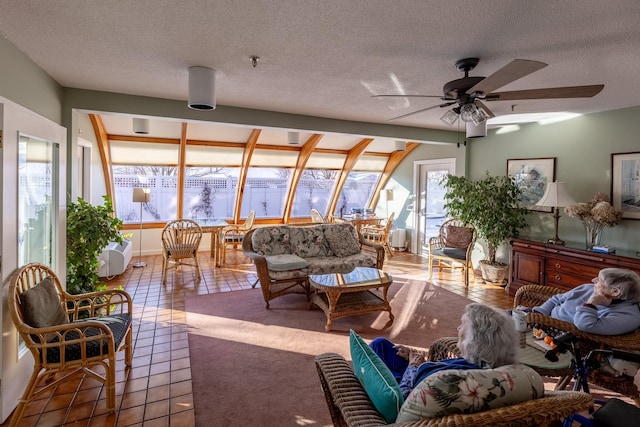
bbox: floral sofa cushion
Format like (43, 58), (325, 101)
(395, 364), (544, 423)
(306, 253), (379, 275)
(289, 225), (330, 258)
(251, 226), (292, 256)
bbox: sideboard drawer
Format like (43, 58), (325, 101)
(546, 268), (591, 291)
(545, 257), (601, 279)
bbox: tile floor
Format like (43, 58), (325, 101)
(4, 251), (512, 426)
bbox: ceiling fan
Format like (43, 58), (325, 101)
(375, 58), (604, 126)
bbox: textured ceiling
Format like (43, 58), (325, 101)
(1, 0), (639, 136)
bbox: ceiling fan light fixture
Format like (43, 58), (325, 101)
(459, 103), (478, 122)
(188, 66), (216, 110)
(440, 109), (459, 126)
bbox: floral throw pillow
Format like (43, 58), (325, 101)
(395, 364), (544, 423)
(323, 223), (361, 257)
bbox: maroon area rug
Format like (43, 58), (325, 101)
(185, 279), (473, 427)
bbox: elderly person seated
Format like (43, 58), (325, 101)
(532, 268), (640, 335)
(369, 303), (519, 398)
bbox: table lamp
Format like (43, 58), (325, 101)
(535, 182), (576, 245)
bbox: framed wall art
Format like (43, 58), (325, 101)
(611, 152), (640, 219)
(506, 157), (556, 212)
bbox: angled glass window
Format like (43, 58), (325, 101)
(184, 167), (240, 220)
(333, 171), (382, 217)
(241, 168), (293, 218)
(291, 169), (340, 217)
(110, 140), (180, 223)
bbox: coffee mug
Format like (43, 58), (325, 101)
(512, 309), (528, 332)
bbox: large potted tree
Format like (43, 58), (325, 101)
(67, 195), (124, 294)
(441, 173), (529, 283)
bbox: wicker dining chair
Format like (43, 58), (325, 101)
(221, 210), (256, 265)
(8, 263), (133, 427)
(362, 212), (395, 258)
(514, 284), (640, 400)
(161, 219), (203, 285)
(310, 208), (326, 223)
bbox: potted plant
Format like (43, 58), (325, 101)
(442, 172), (529, 283)
(67, 195), (124, 294)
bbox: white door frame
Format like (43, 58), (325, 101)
(411, 158), (456, 254)
(0, 97), (66, 422)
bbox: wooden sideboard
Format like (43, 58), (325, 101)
(506, 237), (640, 297)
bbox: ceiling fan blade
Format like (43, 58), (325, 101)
(387, 102), (455, 121)
(475, 100), (495, 118)
(486, 84), (605, 101)
(372, 94), (443, 98)
(468, 59), (548, 95)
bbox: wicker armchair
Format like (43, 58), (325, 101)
(428, 218), (476, 287)
(315, 338), (593, 426)
(161, 219), (203, 285)
(514, 284), (640, 399)
(8, 263), (133, 427)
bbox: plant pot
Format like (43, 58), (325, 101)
(479, 260), (508, 284)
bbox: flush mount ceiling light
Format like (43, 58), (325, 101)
(393, 140), (406, 151)
(287, 131), (300, 145)
(132, 118), (150, 134)
(188, 66), (216, 110)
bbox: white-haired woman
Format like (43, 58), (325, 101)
(533, 268), (640, 335)
(369, 302), (519, 399)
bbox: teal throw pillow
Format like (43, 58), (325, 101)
(349, 330), (403, 423)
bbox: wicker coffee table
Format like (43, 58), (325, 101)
(308, 267), (394, 331)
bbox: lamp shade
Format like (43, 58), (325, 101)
(133, 118), (150, 134)
(466, 120), (487, 138)
(132, 188), (151, 203)
(535, 182), (577, 207)
(188, 66), (216, 110)
(386, 189), (394, 201)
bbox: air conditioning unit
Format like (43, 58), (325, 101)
(390, 229), (407, 250)
(98, 239), (133, 277)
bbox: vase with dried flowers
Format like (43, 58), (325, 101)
(564, 192), (623, 250)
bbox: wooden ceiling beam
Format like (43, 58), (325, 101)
(89, 114), (115, 205)
(283, 134), (323, 222)
(369, 142), (419, 209)
(233, 129), (261, 223)
(177, 123), (187, 218)
(327, 138), (373, 216)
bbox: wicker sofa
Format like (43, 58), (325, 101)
(315, 337), (594, 427)
(243, 223), (385, 308)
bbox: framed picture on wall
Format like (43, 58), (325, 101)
(611, 152), (640, 220)
(506, 157), (556, 212)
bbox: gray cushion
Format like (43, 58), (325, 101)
(20, 276), (69, 328)
(265, 254), (310, 271)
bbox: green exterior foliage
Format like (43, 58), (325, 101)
(66, 196), (123, 294)
(442, 173), (529, 264)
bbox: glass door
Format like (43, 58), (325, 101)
(413, 159), (456, 255)
(18, 134), (57, 267)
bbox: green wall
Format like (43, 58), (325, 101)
(471, 107), (640, 253)
(0, 36), (63, 122)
